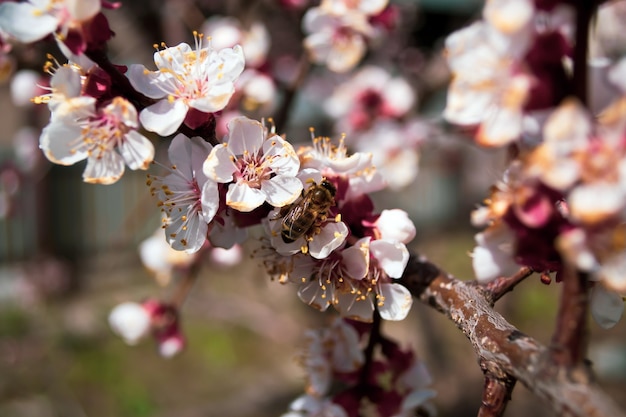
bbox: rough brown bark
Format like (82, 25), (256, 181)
(399, 253), (626, 417)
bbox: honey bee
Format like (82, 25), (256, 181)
(280, 179), (337, 243)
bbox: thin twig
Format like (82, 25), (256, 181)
(484, 267), (534, 304)
(170, 257), (204, 308)
(359, 309), (381, 388)
(549, 268), (591, 371)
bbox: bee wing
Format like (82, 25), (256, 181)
(284, 195), (314, 235)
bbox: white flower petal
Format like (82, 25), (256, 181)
(83, 152), (125, 184)
(154, 43), (191, 69)
(370, 240), (409, 278)
(119, 130), (155, 170)
(298, 279), (331, 312)
(326, 33), (366, 73)
(167, 134), (213, 181)
(330, 320), (364, 372)
(214, 45), (246, 82)
(334, 292), (374, 322)
(200, 179), (219, 223)
(483, 0), (534, 35)
(66, 0), (101, 21)
(139, 99), (188, 136)
(477, 106), (524, 147)
(378, 282), (413, 321)
(158, 335), (184, 358)
(0, 2), (58, 43)
(568, 183), (625, 225)
(189, 82), (235, 113)
(472, 225), (519, 283)
(40, 122), (88, 165)
(226, 116), (264, 156)
(127, 64), (169, 99)
(263, 135), (300, 176)
(375, 209), (416, 244)
(108, 302), (151, 345)
(309, 222), (348, 259)
(50, 65), (83, 99)
(226, 182), (266, 212)
(384, 78), (416, 116)
(209, 212), (248, 249)
(165, 208), (208, 253)
(608, 57), (626, 93)
(262, 175), (303, 207)
(555, 228), (599, 272)
(600, 254), (626, 293)
(203, 144), (236, 183)
(341, 239), (370, 280)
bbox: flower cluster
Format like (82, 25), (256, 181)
(441, 0), (626, 334)
(323, 65), (427, 189)
(109, 300), (185, 358)
(128, 32), (245, 136)
(282, 317), (435, 417)
(471, 86), (626, 328)
(37, 62), (155, 184)
(260, 135), (415, 322)
(0, 0), (108, 50)
(302, 0), (397, 73)
(444, 0), (572, 146)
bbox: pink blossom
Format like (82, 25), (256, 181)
(203, 116), (302, 212)
(128, 32), (245, 136)
(148, 134), (219, 253)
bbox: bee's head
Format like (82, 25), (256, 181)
(320, 179), (336, 197)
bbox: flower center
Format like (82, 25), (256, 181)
(234, 150), (274, 188)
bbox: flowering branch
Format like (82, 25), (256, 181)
(398, 253), (626, 417)
(547, 0), (596, 371)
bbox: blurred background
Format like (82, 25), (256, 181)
(1, 0), (625, 416)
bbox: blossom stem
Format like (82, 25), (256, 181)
(170, 256), (203, 308)
(358, 310), (382, 389)
(484, 267), (534, 304)
(84, 48), (156, 110)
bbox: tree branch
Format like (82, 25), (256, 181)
(549, 268), (591, 370)
(398, 253), (625, 417)
(478, 360), (516, 417)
